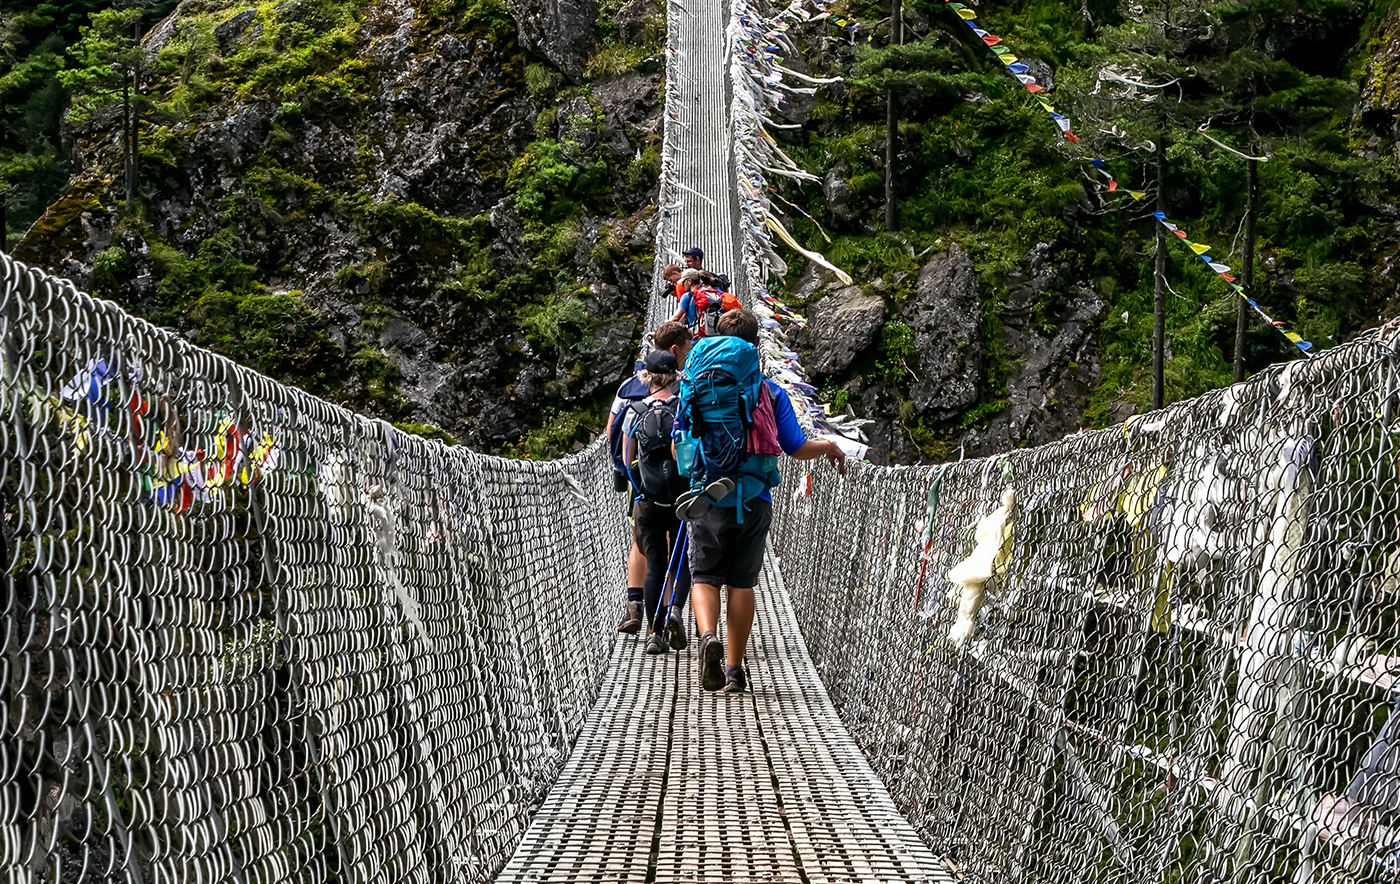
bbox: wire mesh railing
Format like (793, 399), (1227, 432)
(0, 251), (627, 883)
(773, 325), (1400, 884)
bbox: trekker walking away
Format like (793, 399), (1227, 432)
(608, 321), (693, 634)
(621, 345), (694, 654)
(673, 309), (847, 692)
(670, 270), (740, 339)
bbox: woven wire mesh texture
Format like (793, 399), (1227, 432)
(0, 252), (627, 883)
(772, 327), (1400, 884)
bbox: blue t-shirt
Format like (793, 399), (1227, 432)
(762, 378), (808, 502)
(678, 293), (696, 326)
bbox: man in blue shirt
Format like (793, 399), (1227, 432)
(687, 309), (846, 693)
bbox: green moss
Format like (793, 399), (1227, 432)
(875, 320), (917, 391)
(510, 404), (601, 459)
(587, 42), (650, 79)
(92, 245), (132, 289)
(395, 421), (457, 445)
(11, 179), (109, 266)
(521, 295), (590, 352)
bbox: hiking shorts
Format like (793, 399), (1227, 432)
(688, 498), (772, 589)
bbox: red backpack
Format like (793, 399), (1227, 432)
(689, 287), (742, 337)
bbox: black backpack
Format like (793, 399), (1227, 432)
(627, 398), (687, 506)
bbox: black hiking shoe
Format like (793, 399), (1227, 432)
(699, 632), (725, 691)
(724, 664), (747, 693)
(666, 612), (688, 652)
(617, 602), (643, 635)
(644, 631), (670, 655)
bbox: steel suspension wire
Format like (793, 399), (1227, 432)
(772, 327), (1400, 884)
(0, 251), (628, 883)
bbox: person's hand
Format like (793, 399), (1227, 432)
(825, 440), (848, 476)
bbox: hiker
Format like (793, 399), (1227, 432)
(673, 309), (847, 693)
(681, 246), (731, 292)
(681, 247), (710, 283)
(608, 320), (693, 634)
(620, 344), (693, 654)
(661, 263), (683, 301)
(670, 270), (740, 339)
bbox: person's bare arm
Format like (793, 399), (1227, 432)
(790, 438), (847, 475)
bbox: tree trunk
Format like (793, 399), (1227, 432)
(130, 20), (142, 210)
(1081, 0), (1093, 39)
(122, 76), (132, 213)
(1233, 157), (1258, 383)
(1, 119), (7, 253)
(883, 0), (902, 232)
(129, 75), (139, 209)
(1153, 137), (1167, 410)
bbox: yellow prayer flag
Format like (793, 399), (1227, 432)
(1284, 331), (1303, 342)
(1000, 54), (1018, 64)
(956, 8), (977, 18)
(1129, 191), (1146, 200)
(1189, 242), (1210, 255)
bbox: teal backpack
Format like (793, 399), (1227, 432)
(675, 335), (780, 521)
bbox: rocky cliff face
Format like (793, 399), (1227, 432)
(17, 0), (663, 454)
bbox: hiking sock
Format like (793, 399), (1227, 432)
(627, 586), (644, 603)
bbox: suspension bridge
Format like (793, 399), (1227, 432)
(4, 0), (1400, 883)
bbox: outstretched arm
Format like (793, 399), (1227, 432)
(790, 438), (847, 475)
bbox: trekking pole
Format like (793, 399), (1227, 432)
(655, 524), (690, 632)
(664, 525), (689, 615)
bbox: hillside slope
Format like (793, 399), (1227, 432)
(771, 0), (1400, 461)
(12, 0), (665, 453)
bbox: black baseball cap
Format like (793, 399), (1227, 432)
(644, 349), (679, 373)
(682, 247), (704, 259)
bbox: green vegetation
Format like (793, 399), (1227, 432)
(775, 0), (1400, 457)
(8, 0), (663, 455)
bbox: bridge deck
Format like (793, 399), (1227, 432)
(494, 557), (950, 883)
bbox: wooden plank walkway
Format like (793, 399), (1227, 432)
(494, 555), (951, 883)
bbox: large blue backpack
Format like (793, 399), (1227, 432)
(675, 336), (780, 520)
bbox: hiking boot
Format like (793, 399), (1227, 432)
(666, 611), (688, 652)
(617, 602), (643, 635)
(699, 632), (725, 691)
(724, 664), (747, 694)
(645, 631), (670, 655)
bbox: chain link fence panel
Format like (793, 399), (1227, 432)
(773, 328), (1400, 884)
(0, 253), (628, 884)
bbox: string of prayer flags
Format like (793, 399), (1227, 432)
(728, 0), (870, 459)
(932, 2), (1313, 359)
(1151, 212), (1314, 356)
(942, 0), (1078, 143)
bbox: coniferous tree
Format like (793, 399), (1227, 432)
(58, 6), (148, 214)
(0, 8), (68, 248)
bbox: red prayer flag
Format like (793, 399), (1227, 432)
(983, 35), (1001, 45)
(1221, 273), (1236, 283)
(1107, 179), (1118, 192)
(1065, 132), (1078, 143)
(1173, 230), (1188, 239)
